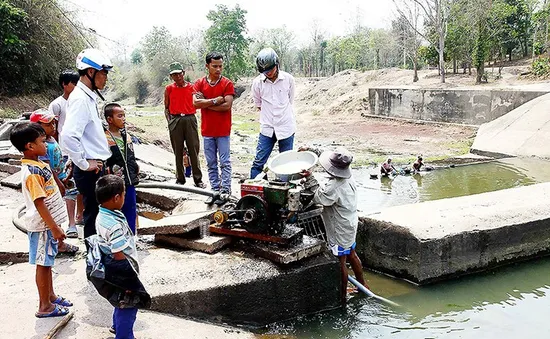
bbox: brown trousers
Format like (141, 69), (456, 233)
(168, 114), (202, 184)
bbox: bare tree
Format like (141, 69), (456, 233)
(393, 0), (449, 83)
(393, 3), (421, 82)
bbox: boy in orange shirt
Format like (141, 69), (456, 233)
(10, 122), (72, 317)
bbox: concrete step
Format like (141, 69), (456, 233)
(1, 172), (21, 189)
(155, 234), (233, 254)
(139, 212), (213, 235)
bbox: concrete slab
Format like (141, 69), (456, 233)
(155, 234), (233, 253)
(236, 235), (326, 264)
(136, 187), (187, 210)
(138, 212), (213, 235)
(0, 140), (12, 150)
(0, 148), (22, 160)
(137, 160), (174, 180)
(471, 92), (550, 158)
(0, 171), (21, 189)
(134, 144), (175, 172)
(7, 159), (21, 166)
(142, 248), (341, 326)
(358, 182), (550, 284)
(0, 162), (20, 174)
(0, 258), (254, 339)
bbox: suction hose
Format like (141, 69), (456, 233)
(348, 275), (401, 307)
(137, 182), (217, 197)
(136, 182), (239, 203)
(13, 203), (27, 234)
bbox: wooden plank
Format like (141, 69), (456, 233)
(235, 235), (326, 264)
(209, 224), (304, 246)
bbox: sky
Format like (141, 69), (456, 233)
(63, 0), (396, 55)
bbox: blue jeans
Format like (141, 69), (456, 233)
(113, 307), (138, 339)
(203, 136), (231, 192)
(250, 133), (294, 179)
(121, 185), (137, 234)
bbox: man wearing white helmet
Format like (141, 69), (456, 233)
(60, 48), (113, 238)
(250, 47), (296, 179)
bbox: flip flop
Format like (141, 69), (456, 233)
(52, 296), (73, 307)
(35, 304), (69, 318)
(66, 226), (78, 238)
(58, 243), (79, 255)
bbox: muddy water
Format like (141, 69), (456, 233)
(263, 158), (550, 338)
(265, 257), (550, 338)
(354, 157), (550, 214)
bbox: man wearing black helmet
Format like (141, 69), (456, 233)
(250, 47), (296, 179)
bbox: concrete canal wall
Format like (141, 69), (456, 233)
(471, 92), (550, 158)
(368, 87), (548, 125)
(357, 182), (550, 284)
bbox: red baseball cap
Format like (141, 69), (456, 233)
(30, 109), (55, 123)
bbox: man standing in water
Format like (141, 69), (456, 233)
(164, 62), (205, 188)
(250, 48), (296, 179)
(193, 52), (235, 204)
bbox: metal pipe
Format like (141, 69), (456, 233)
(137, 182), (217, 197)
(348, 275), (401, 307)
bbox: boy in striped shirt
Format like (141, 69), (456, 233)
(94, 174), (139, 338)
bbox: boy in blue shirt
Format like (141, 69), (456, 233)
(95, 174), (140, 338)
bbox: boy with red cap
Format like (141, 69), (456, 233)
(30, 109), (79, 252)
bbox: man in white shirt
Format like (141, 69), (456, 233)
(49, 70), (79, 138)
(250, 48), (296, 179)
(60, 48), (113, 238)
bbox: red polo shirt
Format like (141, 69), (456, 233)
(166, 82), (196, 115)
(194, 76), (235, 137)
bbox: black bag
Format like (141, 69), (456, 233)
(86, 235), (151, 309)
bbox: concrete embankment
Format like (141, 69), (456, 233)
(471, 92), (550, 158)
(357, 182), (550, 284)
(368, 87), (548, 125)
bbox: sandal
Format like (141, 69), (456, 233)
(195, 182), (207, 189)
(58, 242), (79, 255)
(35, 304), (69, 318)
(52, 296), (73, 307)
(66, 226), (78, 238)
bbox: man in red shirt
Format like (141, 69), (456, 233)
(164, 62), (205, 187)
(193, 52), (235, 204)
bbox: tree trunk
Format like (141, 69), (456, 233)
(437, 0), (445, 83)
(476, 63), (484, 83)
(413, 59), (419, 82)
(453, 58), (457, 74)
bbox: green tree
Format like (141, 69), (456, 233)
(205, 4), (249, 81)
(130, 49), (143, 65)
(0, 0), (88, 95)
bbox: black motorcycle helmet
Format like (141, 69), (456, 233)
(256, 47), (279, 74)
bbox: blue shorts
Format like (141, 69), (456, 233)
(28, 230), (58, 266)
(329, 242), (356, 257)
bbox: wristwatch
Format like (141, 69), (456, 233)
(211, 99), (217, 105)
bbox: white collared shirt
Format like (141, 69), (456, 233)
(252, 70), (296, 140)
(60, 81), (111, 171)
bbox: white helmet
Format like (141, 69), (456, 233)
(76, 48), (113, 71)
